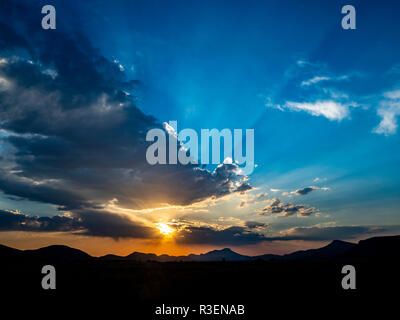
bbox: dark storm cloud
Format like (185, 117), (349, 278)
(0, 209), (159, 239)
(176, 225), (269, 246)
(0, 170), (93, 210)
(0, 0), (251, 229)
(0, 209), (81, 232)
(260, 198), (318, 217)
(71, 210), (159, 239)
(235, 182), (253, 194)
(294, 186), (319, 195)
(245, 221), (268, 229)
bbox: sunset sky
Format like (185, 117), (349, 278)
(0, 0), (399, 257)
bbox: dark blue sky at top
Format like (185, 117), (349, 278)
(1, 0), (400, 230)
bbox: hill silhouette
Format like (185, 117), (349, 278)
(1, 235), (399, 262)
(185, 248), (250, 261)
(342, 235), (400, 259)
(279, 239), (357, 260)
(24, 245), (92, 261)
(0, 244), (92, 261)
(0, 244), (23, 259)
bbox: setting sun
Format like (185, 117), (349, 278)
(155, 223), (175, 236)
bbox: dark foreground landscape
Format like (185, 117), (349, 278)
(1, 235), (399, 318)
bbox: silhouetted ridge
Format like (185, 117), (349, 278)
(0, 244), (23, 259)
(125, 252), (159, 261)
(24, 245), (92, 261)
(282, 239), (356, 260)
(100, 254), (125, 261)
(188, 248), (249, 261)
(342, 235), (400, 259)
(1, 235), (399, 262)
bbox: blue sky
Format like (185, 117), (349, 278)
(80, 0), (400, 223)
(0, 0), (399, 255)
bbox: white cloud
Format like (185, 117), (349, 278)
(383, 89), (400, 100)
(295, 60), (321, 68)
(373, 101), (400, 135)
(223, 157), (233, 164)
(296, 60), (308, 67)
(313, 177), (327, 182)
(374, 89), (400, 136)
(42, 68), (58, 79)
(283, 100), (350, 121)
(322, 88), (349, 99)
(163, 121), (177, 137)
(301, 73), (352, 87)
(301, 76), (331, 86)
(0, 76), (11, 91)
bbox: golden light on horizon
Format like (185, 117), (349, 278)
(155, 223), (175, 236)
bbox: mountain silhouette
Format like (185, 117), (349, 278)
(0, 244), (23, 259)
(186, 248), (250, 261)
(24, 245), (92, 261)
(341, 235), (400, 259)
(1, 235), (399, 262)
(100, 248), (249, 262)
(280, 239), (357, 260)
(125, 251), (162, 261)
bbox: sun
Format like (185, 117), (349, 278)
(155, 223), (175, 236)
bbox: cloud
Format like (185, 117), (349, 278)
(235, 182), (253, 194)
(2, 206), (391, 243)
(169, 221), (391, 244)
(283, 101), (350, 121)
(245, 221), (269, 230)
(0, 208), (159, 239)
(295, 60), (322, 69)
(260, 198), (318, 217)
(0, 209), (82, 232)
(2, 208), (387, 243)
(0, 0), (251, 227)
(301, 75), (351, 87)
(301, 76), (331, 87)
(373, 89), (400, 135)
(0, 170), (92, 210)
(292, 186), (328, 196)
(268, 59), (363, 123)
(287, 61), (400, 135)
(279, 225), (386, 241)
(293, 186), (318, 195)
(239, 192), (268, 207)
(383, 89), (400, 100)
(175, 225), (269, 246)
(72, 209), (159, 239)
